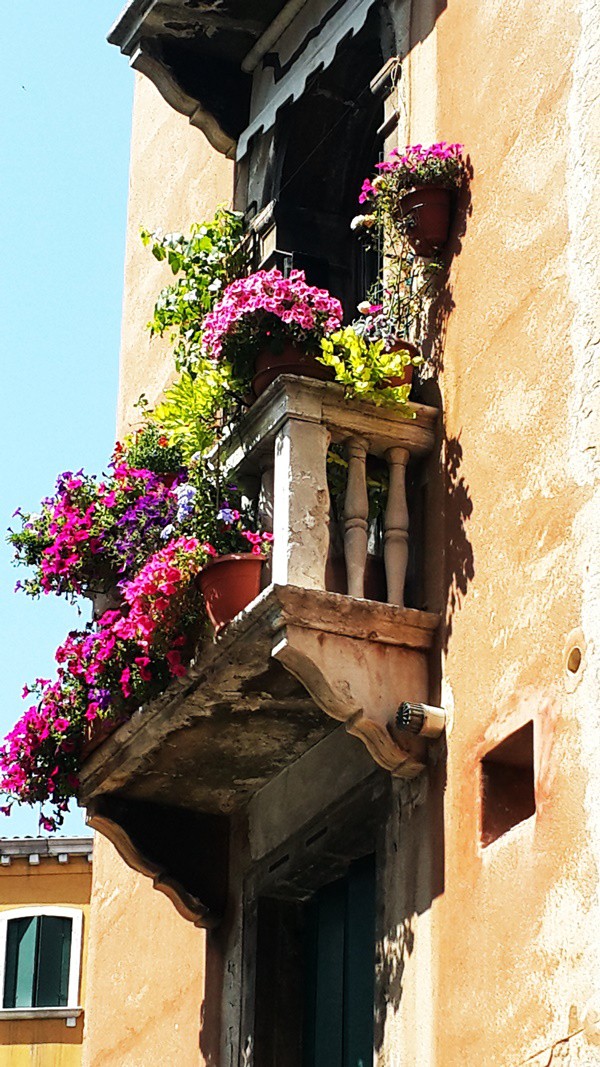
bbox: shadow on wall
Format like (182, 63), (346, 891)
(416, 159), (475, 652)
(372, 170), (475, 1046)
(374, 754), (447, 1053)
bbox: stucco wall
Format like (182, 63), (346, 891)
(115, 74), (233, 436)
(381, 0), (600, 1063)
(82, 835), (205, 1067)
(0, 857), (91, 1067)
(85, 72), (233, 1067)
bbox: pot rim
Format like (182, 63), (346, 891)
(201, 552), (266, 571)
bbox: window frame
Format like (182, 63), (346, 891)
(0, 906), (83, 1020)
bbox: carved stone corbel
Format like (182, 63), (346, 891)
(131, 43), (237, 159)
(86, 794), (229, 928)
(271, 613), (433, 777)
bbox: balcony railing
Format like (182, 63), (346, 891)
(220, 374), (437, 605)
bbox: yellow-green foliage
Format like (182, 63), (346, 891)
(318, 327), (421, 413)
(149, 362), (231, 461)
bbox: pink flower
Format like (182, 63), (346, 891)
(120, 667), (132, 699)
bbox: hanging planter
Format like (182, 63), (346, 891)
(199, 553), (265, 634)
(396, 186), (454, 257)
(252, 341), (334, 397)
(353, 142), (465, 259)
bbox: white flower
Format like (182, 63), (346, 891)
(350, 215), (366, 231)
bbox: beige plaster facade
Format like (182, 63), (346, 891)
(84, 0), (600, 1063)
(116, 74), (232, 432)
(83, 75), (232, 1067)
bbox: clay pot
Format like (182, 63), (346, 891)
(325, 551), (387, 602)
(397, 186), (453, 256)
(199, 553), (265, 633)
(383, 340), (420, 389)
(252, 342), (333, 398)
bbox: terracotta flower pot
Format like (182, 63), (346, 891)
(252, 342), (333, 398)
(397, 186), (453, 256)
(383, 340), (420, 389)
(199, 553), (265, 633)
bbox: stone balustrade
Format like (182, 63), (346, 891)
(219, 375), (438, 609)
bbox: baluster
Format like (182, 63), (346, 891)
(271, 417), (331, 589)
(344, 436), (369, 598)
(384, 446), (410, 606)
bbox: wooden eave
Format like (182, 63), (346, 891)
(108, 0), (289, 157)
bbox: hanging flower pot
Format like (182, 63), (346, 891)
(396, 186), (453, 257)
(252, 341), (334, 397)
(199, 553), (265, 634)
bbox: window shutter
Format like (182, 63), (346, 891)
(35, 916), (72, 1007)
(4, 917), (37, 1008)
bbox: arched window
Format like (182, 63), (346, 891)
(0, 907), (83, 1015)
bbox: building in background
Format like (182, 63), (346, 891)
(0, 837), (92, 1067)
(77, 0), (600, 1064)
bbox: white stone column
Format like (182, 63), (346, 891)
(384, 446), (410, 606)
(258, 458), (275, 586)
(344, 436), (369, 599)
(271, 417), (331, 589)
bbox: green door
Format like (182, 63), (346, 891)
(304, 856), (376, 1067)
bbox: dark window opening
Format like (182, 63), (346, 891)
(269, 9), (386, 317)
(481, 721), (536, 847)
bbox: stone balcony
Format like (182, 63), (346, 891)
(80, 376), (439, 925)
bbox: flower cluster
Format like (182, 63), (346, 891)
(8, 464), (180, 599)
(201, 268), (343, 379)
(0, 536), (211, 829)
(352, 143), (465, 236)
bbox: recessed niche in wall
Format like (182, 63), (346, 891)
(480, 721), (535, 847)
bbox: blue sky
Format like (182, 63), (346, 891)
(0, 4), (133, 836)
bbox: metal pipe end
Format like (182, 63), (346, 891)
(396, 702), (447, 739)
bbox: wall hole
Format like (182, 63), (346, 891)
(480, 721), (535, 847)
(567, 646), (582, 674)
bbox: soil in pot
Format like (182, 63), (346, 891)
(252, 342), (334, 398)
(199, 553), (265, 633)
(397, 186), (453, 256)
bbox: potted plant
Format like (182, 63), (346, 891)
(356, 142), (465, 256)
(193, 485), (273, 633)
(141, 208), (247, 375)
(200, 268), (343, 397)
(317, 326), (422, 410)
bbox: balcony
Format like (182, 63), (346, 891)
(80, 376), (439, 925)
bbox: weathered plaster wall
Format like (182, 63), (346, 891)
(0, 858), (91, 1067)
(82, 836), (205, 1067)
(85, 71), (233, 1067)
(381, 0), (600, 1062)
(115, 73), (233, 436)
